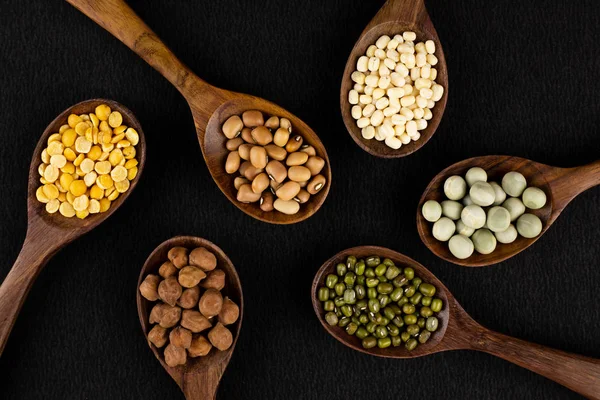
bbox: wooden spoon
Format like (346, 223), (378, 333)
(312, 246), (600, 398)
(0, 98), (146, 355)
(417, 155), (600, 267)
(65, 0), (331, 224)
(340, 0), (448, 158)
(137, 236), (243, 400)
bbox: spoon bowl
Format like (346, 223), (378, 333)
(340, 0), (448, 158)
(0, 98), (146, 354)
(312, 246), (600, 398)
(67, 0), (331, 224)
(137, 236), (243, 400)
(417, 155), (600, 266)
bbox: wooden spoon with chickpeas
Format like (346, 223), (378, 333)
(137, 236), (243, 400)
(65, 0), (332, 224)
(0, 99), (145, 355)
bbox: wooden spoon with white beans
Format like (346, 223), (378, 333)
(340, 0), (448, 158)
(0, 98), (146, 355)
(417, 155), (600, 267)
(66, 0), (332, 224)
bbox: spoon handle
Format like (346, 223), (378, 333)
(64, 0), (214, 109)
(0, 237), (58, 355)
(371, 0), (427, 27)
(182, 365), (225, 400)
(546, 160), (600, 218)
(467, 325), (600, 399)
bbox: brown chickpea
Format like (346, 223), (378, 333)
(168, 247), (189, 269)
(178, 266), (206, 288)
(181, 310), (212, 333)
(139, 274), (160, 301)
(199, 288), (223, 318)
(178, 286), (201, 309)
(164, 343), (187, 367)
(158, 305), (182, 328)
(149, 303), (169, 325)
(169, 326), (192, 349)
(218, 297), (240, 326)
(188, 335), (212, 357)
(158, 276), (182, 307)
(159, 261), (178, 278)
(200, 269), (226, 291)
(208, 322), (233, 351)
(148, 325), (168, 348)
(189, 247), (217, 272)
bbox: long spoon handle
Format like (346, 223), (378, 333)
(546, 159), (600, 219)
(64, 0), (214, 105)
(182, 365), (226, 400)
(467, 325), (600, 399)
(0, 237), (58, 355)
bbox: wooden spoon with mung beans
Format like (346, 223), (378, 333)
(312, 246), (600, 398)
(66, 0), (332, 224)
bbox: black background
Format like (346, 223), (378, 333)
(1, 0), (599, 399)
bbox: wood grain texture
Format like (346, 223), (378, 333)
(312, 246), (600, 399)
(0, 98), (146, 355)
(136, 236), (243, 400)
(416, 155), (600, 267)
(66, 0), (332, 224)
(340, 0), (448, 158)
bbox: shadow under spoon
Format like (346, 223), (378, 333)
(417, 155), (600, 267)
(0, 98), (146, 355)
(66, 0), (332, 224)
(137, 236), (243, 400)
(312, 246), (600, 398)
(340, 0), (448, 158)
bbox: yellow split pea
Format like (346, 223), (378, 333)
(35, 103), (140, 219)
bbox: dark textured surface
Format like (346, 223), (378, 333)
(0, 0), (599, 399)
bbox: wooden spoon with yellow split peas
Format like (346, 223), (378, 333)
(222, 110), (328, 216)
(36, 103), (140, 218)
(0, 99), (145, 355)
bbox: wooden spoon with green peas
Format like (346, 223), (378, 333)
(417, 155), (600, 267)
(65, 0), (331, 224)
(0, 98), (146, 355)
(340, 0), (448, 158)
(312, 246), (600, 398)
(137, 236), (243, 400)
